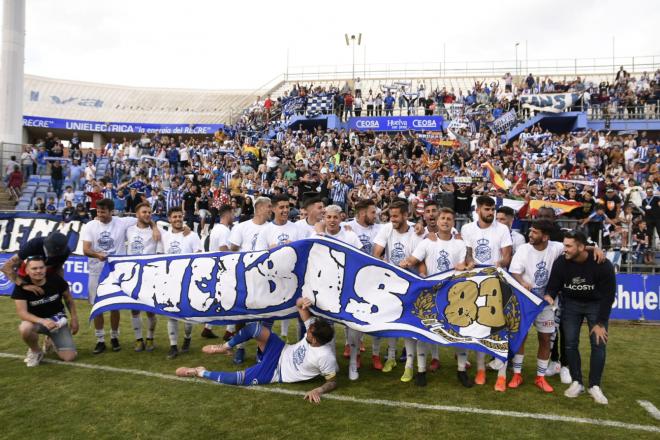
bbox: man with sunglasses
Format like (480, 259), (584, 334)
(2, 232), (71, 296)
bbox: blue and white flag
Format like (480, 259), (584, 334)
(90, 237), (544, 359)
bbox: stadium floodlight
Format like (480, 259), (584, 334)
(515, 42), (520, 78)
(345, 33), (362, 81)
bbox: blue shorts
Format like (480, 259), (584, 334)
(242, 331), (285, 385)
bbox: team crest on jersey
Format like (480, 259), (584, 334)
(436, 250), (451, 272)
(292, 345), (306, 369)
(533, 261), (549, 288)
(359, 234), (372, 254)
(390, 242), (406, 265)
(97, 231), (115, 251)
(168, 241), (182, 254)
(277, 233), (290, 245)
(130, 236), (145, 254)
(475, 238), (491, 262)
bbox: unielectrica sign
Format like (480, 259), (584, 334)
(348, 116), (443, 132)
(23, 115), (225, 135)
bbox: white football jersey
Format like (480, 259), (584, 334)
(162, 230), (203, 254)
(509, 241), (564, 297)
(373, 223), (423, 266)
(81, 216), (138, 275)
(460, 221), (513, 265)
(412, 237), (467, 275)
(228, 219), (268, 252)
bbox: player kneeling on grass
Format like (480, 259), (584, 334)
(176, 297), (338, 404)
(11, 256), (78, 367)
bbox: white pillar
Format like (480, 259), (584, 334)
(0, 0), (26, 162)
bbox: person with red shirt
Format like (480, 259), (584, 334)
(86, 183), (104, 218)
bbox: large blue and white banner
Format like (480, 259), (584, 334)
(0, 213), (657, 322)
(90, 237), (542, 359)
(348, 116), (443, 132)
(23, 115), (225, 135)
(518, 93), (582, 113)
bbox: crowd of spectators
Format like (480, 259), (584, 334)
(4, 70), (659, 269)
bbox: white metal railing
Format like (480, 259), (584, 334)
(284, 55), (660, 82)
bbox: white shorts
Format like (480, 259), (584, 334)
(198, 209), (210, 219)
(534, 304), (556, 334)
(88, 273), (100, 305)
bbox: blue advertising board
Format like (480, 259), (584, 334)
(347, 115), (443, 132)
(23, 115), (224, 135)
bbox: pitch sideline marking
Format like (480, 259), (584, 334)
(1, 352), (659, 434)
(638, 400), (660, 421)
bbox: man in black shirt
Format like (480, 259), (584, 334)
(453, 183), (473, 215)
(1, 232), (71, 295)
(641, 187), (659, 248)
(182, 185), (198, 230)
(11, 256), (78, 367)
(545, 231), (616, 405)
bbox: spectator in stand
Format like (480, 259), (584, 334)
(62, 200), (75, 222)
(51, 160), (65, 199)
(7, 165), (23, 201)
(46, 197), (57, 215)
(69, 159), (83, 191)
(384, 92), (395, 116)
(33, 197), (46, 213)
(86, 183), (104, 218)
(20, 146), (33, 181)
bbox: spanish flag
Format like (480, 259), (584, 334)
(528, 200), (583, 216)
(483, 162), (510, 190)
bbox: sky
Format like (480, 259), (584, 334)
(2, 0), (658, 90)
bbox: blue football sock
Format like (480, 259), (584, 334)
(227, 322), (263, 348)
(202, 370), (243, 385)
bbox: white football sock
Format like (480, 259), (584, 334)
(95, 329), (105, 343)
(476, 351), (486, 370)
(404, 339), (416, 369)
(456, 349), (468, 372)
(147, 315), (157, 339)
(347, 328), (360, 368)
(498, 362), (507, 378)
(537, 358), (549, 377)
(132, 315), (143, 340)
(167, 319), (178, 346)
(184, 323), (193, 339)
(416, 341), (427, 372)
(110, 330), (119, 339)
(372, 337), (381, 356)
(281, 319), (289, 338)
(512, 354), (524, 374)
(431, 344), (439, 360)
(387, 338), (396, 361)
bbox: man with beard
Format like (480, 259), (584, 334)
(126, 203), (166, 352)
(545, 231), (615, 405)
(344, 199), (382, 369)
(460, 195), (512, 392)
(227, 196), (273, 364)
(373, 201), (423, 383)
(507, 220), (565, 393)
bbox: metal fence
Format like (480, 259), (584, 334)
(285, 55), (660, 83)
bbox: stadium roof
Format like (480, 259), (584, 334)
(23, 74), (265, 126)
